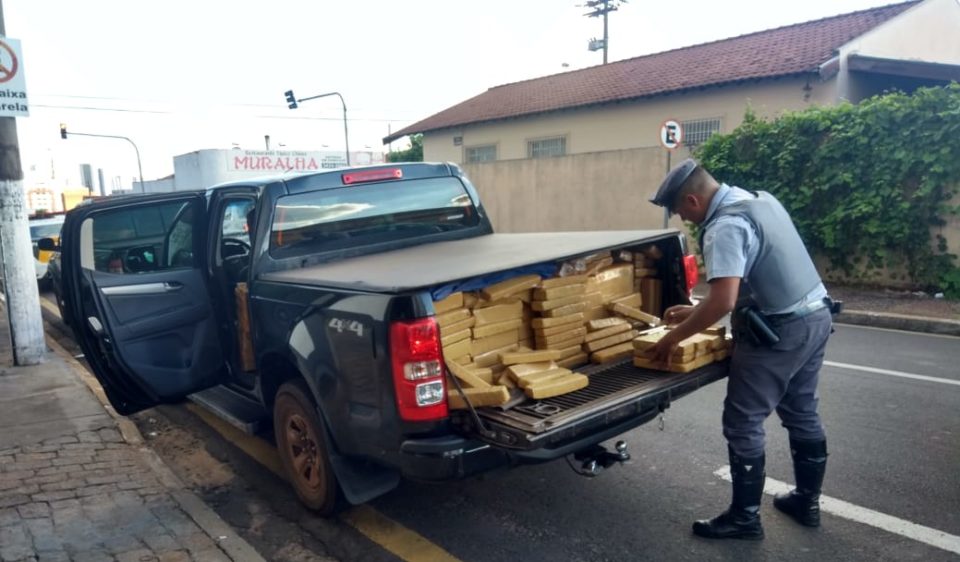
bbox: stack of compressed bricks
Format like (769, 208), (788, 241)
(530, 275), (590, 369)
(632, 326), (732, 373)
(634, 245), (664, 317)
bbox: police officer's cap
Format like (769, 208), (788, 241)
(650, 158), (698, 208)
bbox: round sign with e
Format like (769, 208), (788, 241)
(660, 120), (683, 150)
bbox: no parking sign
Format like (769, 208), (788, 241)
(0, 36), (29, 117)
(660, 119), (682, 150)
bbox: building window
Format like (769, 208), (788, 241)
(465, 145), (497, 163)
(681, 118), (722, 147)
(528, 136), (566, 158)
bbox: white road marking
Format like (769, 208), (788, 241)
(835, 323), (960, 340)
(715, 466), (960, 555)
(823, 360), (960, 387)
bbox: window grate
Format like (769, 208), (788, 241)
(681, 118), (721, 147)
(465, 145), (497, 163)
(528, 136), (566, 158)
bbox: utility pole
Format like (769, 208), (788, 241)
(584, 0), (627, 65)
(0, 0), (46, 366)
(284, 89), (351, 166)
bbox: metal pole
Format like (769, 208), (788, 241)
(663, 151), (671, 229)
(603, 2), (609, 64)
(0, 0), (45, 365)
(66, 132), (144, 190)
(295, 91), (350, 166)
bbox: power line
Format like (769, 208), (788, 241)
(31, 103), (415, 123)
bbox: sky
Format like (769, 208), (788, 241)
(5, 0), (907, 189)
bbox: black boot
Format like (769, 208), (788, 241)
(774, 438), (827, 527)
(693, 448), (765, 540)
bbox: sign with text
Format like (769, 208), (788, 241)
(0, 37), (29, 117)
(226, 150), (383, 173)
(659, 119), (682, 150)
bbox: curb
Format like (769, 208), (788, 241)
(835, 310), (960, 337)
(44, 334), (267, 562)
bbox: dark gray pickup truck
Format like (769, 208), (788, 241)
(55, 162), (726, 514)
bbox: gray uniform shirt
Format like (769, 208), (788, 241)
(702, 184), (826, 315)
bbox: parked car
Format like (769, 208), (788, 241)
(29, 214), (65, 288)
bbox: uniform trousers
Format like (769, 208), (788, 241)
(723, 307), (832, 458)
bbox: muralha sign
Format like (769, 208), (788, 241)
(227, 150), (347, 172)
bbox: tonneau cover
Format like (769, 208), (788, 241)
(262, 230), (676, 293)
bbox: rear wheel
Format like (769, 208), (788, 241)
(273, 380), (340, 514)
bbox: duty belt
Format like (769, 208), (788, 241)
(765, 297), (834, 326)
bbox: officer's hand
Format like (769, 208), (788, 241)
(663, 305), (693, 325)
(645, 332), (679, 364)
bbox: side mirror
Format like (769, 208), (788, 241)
(37, 238), (60, 252)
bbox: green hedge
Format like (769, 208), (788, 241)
(695, 84), (960, 296)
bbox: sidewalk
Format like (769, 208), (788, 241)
(0, 308), (266, 562)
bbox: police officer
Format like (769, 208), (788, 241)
(647, 159), (832, 540)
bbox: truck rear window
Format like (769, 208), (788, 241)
(270, 177), (479, 258)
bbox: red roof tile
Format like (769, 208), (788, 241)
(384, 1), (917, 143)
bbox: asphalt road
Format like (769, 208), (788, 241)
(39, 292), (960, 561)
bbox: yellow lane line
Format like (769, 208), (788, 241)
(185, 404), (462, 562)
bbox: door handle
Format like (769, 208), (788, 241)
(102, 282), (183, 296)
(163, 282), (183, 292)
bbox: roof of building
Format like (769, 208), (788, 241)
(384, 1), (917, 143)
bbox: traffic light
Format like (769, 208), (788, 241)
(284, 90), (298, 110)
(60, 123), (67, 139)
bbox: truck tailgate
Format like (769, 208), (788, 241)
(468, 359), (729, 452)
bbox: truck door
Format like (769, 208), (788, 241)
(61, 193), (226, 415)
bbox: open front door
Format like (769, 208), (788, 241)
(61, 193), (226, 415)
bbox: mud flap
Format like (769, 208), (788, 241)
(328, 453), (401, 505)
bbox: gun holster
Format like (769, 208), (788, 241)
(734, 307), (781, 347)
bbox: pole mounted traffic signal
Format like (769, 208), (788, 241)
(284, 90), (298, 110)
(60, 123), (67, 139)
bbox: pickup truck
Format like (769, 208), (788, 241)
(52, 162), (727, 514)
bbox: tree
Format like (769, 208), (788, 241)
(387, 134), (423, 162)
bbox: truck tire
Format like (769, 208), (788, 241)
(273, 380), (340, 514)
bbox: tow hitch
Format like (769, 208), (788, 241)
(568, 441), (630, 477)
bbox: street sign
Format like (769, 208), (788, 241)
(660, 119), (682, 150)
(0, 36), (28, 117)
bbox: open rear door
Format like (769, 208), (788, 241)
(61, 193), (226, 415)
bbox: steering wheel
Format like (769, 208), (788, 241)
(222, 237), (251, 258)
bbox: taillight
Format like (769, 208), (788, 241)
(390, 318), (448, 422)
(683, 254), (699, 296)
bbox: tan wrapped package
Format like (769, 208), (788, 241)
(584, 322), (631, 342)
(640, 244), (664, 260)
(536, 321), (586, 338)
(501, 349), (563, 365)
(434, 292), (464, 314)
(442, 338), (472, 362)
(583, 306), (610, 322)
(591, 264), (634, 302)
(473, 301), (523, 325)
(535, 333), (586, 351)
(512, 367), (573, 388)
(473, 344), (519, 368)
(632, 352), (715, 373)
(444, 315), (476, 334)
(587, 317), (630, 332)
(609, 303), (661, 326)
(585, 256), (615, 276)
(506, 361), (556, 378)
(540, 274), (589, 289)
(436, 308), (472, 328)
(447, 386), (510, 409)
(446, 360), (491, 388)
(556, 343), (585, 359)
(471, 330), (520, 356)
(532, 313), (584, 329)
(583, 291), (604, 308)
(481, 274), (542, 301)
(535, 326), (587, 348)
(584, 329), (638, 353)
(640, 278), (663, 317)
(542, 302), (587, 318)
(557, 352), (589, 369)
(713, 349), (730, 361)
(440, 328), (471, 347)
(472, 318), (523, 339)
(531, 294), (585, 312)
(533, 284), (587, 301)
(611, 293), (643, 309)
(634, 268), (658, 278)
(463, 292), (480, 309)
(704, 325), (727, 337)
(591, 342), (635, 364)
(525, 373), (589, 399)
(474, 296), (523, 309)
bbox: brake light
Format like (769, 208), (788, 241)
(683, 254), (699, 296)
(390, 318), (448, 422)
(342, 168), (403, 185)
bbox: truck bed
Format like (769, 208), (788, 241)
(262, 230), (677, 292)
(465, 359), (729, 452)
